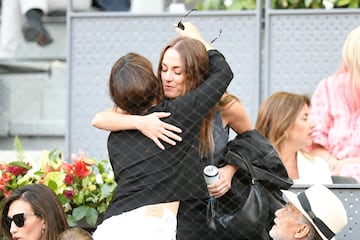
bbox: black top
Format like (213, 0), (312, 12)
(202, 111), (229, 167)
(177, 111), (230, 240)
(104, 50), (233, 220)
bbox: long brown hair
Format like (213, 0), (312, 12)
(158, 37), (230, 159)
(109, 52), (164, 115)
(157, 37), (209, 94)
(199, 93), (239, 159)
(256, 92), (310, 151)
(0, 184), (68, 240)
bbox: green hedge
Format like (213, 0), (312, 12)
(186, 0), (360, 10)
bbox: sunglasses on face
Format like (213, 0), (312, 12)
(3, 213), (36, 231)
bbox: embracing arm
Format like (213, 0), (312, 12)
(91, 109), (182, 150)
(92, 108), (135, 131)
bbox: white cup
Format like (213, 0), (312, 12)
(203, 165), (219, 185)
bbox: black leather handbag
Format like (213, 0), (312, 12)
(206, 150), (269, 239)
(206, 130), (293, 240)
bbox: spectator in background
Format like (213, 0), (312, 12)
(256, 92), (333, 184)
(269, 184), (348, 240)
(58, 227), (93, 240)
(92, 0), (131, 11)
(310, 26), (360, 183)
(0, 0), (92, 58)
(0, 184), (69, 240)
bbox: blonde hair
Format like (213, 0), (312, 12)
(338, 26), (360, 111)
(58, 227), (93, 240)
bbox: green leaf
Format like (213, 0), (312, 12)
(66, 214), (77, 227)
(44, 172), (66, 194)
(13, 136), (25, 161)
(74, 188), (85, 205)
(96, 203), (108, 213)
(48, 149), (60, 161)
(17, 174), (36, 185)
(46, 180), (58, 191)
(72, 205), (90, 221)
(349, 0), (359, 7)
(304, 0), (313, 7)
(57, 193), (68, 204)
(201, 0), (226, 10)
(97, 161), (105, 173)
(336, 0), (350, 6)
(101, 183), (116, 198)
(8, 161), (32, 170)
(228, 0), (257, 10)
(86, 207), (98, 226)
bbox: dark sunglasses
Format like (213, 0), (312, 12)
(3, 213), (36, 231)
(177, 9), (197, 30)
(177, 9), (223, 44)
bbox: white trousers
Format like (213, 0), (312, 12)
(0, 0), (91, 58)
(93, 206), (177, 240)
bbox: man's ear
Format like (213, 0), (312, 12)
(294, 223), (310, 239)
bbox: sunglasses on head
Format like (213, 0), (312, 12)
(3, 213), (36, 231)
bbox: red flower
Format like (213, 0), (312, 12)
(0, 173), (14, 197)
(63, 189), (76, 199)
(64, 173), (75, 185)
(61, 162), (74, 174)
(0, 173), (11, 190)
(73, 160), (91, 179)
(6, 165), (28, 176)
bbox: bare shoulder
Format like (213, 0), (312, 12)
(220, 97), (253, 133)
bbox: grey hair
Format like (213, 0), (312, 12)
(298, 214), (322, 240)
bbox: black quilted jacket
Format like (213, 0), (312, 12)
(219, 129), (293, 240)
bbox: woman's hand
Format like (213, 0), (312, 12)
(207, 164), (237, 198)
(92, 110), (182, 150)
(175, 22), (213, 51)
(135, 112), (182, 150)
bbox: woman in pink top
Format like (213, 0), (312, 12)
(310, 26), (360, 183)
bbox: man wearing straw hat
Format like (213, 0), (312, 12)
(269, 184), (348, 240)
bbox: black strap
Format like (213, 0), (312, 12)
(228, 151), (257, 184)
(297, 192), (335, 239)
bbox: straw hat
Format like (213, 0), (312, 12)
(281, 184), (348, 240)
